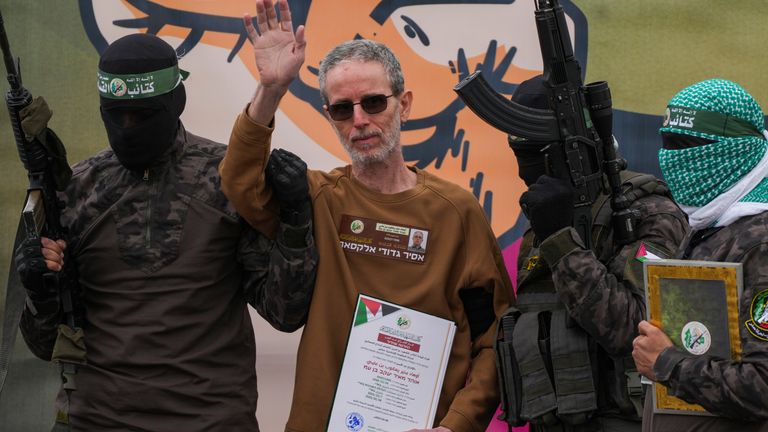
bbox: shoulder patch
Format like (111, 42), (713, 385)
(635, 241), (667, 262)
(745, 289), (768, 341)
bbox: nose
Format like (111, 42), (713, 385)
(351, 104), (370, 128)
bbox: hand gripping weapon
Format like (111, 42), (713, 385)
(0, 7), (83, 399)
(455, 0), (638, 249)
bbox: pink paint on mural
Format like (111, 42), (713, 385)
(501, 237), (522, 291)
(486, 406), (530, 432)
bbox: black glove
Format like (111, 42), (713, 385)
(519, 175), (574, 241)
(14, 237), (57, 303)
(266, 148), (311, 226)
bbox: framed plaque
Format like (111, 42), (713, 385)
(643, 259), (743, 415)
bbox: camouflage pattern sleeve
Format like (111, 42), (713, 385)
(19, 299), (61, 361)
(539, 194), (688, 356)
(238, 220), (317, 332)
(653, 241), (768, 420)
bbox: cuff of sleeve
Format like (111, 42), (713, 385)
(241, 104), (275, 128)
(222, 108), (274, 182)
(539, 227), (585, 268)
(439, 409), (476, 432)
(233, 107), (274, 148)
(653, 345), (688, 383)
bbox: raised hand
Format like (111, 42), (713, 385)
(244, 0), (306, 94)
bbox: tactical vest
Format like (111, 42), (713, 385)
(496, 171), (673, 431)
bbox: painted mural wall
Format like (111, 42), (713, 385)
(1, 1), (767, 430)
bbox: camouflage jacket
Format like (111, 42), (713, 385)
(514, 178), (688, 420)
(21, 122), (317, 359)
(519, 187), (688, 357)
(652, 210), (768, 422)
(17, 125), (316, 430)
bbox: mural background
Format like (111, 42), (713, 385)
(1, 0), (767, 430)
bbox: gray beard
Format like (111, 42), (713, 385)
(338, 116), (401, 166)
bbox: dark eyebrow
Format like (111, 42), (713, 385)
(329, 93), (388, 105)
(370, 0), (516, 24)
(328, 99), (352, 105)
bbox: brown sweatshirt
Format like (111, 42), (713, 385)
(220, 112), (513, 432)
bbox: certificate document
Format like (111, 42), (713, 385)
(327, 294), (456, 432)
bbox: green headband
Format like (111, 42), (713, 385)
(663, 105), (763, 138)
(97, 65), (189, 100)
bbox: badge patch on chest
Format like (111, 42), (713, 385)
(338, 214), (429, 264)
(745, 289), (768, 341)
(525, 256), (539, 270)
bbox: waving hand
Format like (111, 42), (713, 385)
(244, 0), (306, 123)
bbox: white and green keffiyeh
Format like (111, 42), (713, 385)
(658, 78), (768, 229)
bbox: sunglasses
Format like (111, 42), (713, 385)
(326, 94), (394, 121)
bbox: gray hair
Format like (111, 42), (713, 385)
(317, 40), (405, 104)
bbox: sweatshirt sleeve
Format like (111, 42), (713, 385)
(440, 202), (515, 432)
(220, 108), (279, 236)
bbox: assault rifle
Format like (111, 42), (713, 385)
(454, 0), (638, 249)
(0, 6), (81, 396)
(0, 7), (79, 326)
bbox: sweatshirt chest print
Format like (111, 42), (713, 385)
(339, 214), (429, 264)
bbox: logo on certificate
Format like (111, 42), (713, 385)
(396, 314), (412, 330)
(681, 321), (710, 355)
(345, 412), (364, 431)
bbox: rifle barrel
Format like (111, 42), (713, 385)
(0, 8), (20, 92)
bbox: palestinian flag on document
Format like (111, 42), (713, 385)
(635, 242), (662, 262)
(354, 295), (400, 327)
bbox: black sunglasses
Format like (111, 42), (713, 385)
(326, 94), (394, 121)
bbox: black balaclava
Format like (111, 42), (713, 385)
(509, 75), (551, 186)
(98, 33), (186, 171)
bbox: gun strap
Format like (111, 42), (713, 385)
(50, 324), (85, 430)
(550, 310), (597, 423)
(53, 362), (77, 429)
(622, 356), (644, 418)
(0, 218), (28, 397)
(51, 362), (76, 431)
(593, 171), (655, 231)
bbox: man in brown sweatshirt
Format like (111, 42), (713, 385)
(219, 1), (514, 431)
